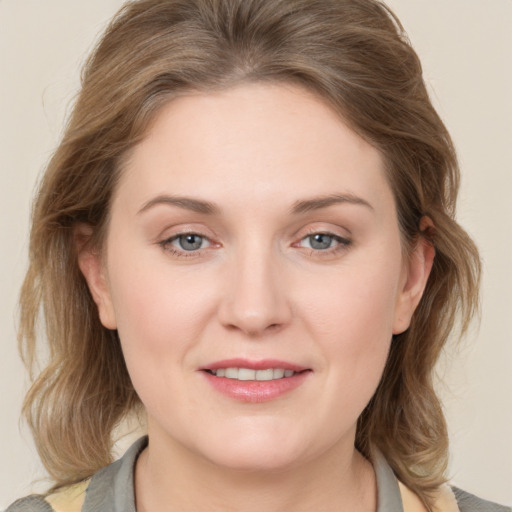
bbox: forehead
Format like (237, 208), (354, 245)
(117, 82), (391, 214)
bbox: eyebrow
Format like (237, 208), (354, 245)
(291, 194), (374, 214)
(137, 192), (373, 216)
(138, 195), (219, 215)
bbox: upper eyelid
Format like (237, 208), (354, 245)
(160, 230), (349, 243)
(156, 224), (352, 245)
(296, 225), (351, 240)
(161, 232), (213, 247)
(164, 231), (211, 240)
(158, 234), (350, 259)
(157, 226), (216, 242)
(296, 233), (351, 247)
(301, 232), (349, 241)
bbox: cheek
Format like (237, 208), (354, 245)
(300, 258), (402, 345)
(105, 243), (219, 363)
(106, 259), (219, 416)
(297, 256), (402, 397)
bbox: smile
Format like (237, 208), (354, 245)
(206, 368), (298, 380)
(201, 360), (311, 402)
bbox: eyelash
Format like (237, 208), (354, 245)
(158, 230), (352, 259)
(295, 230), (352, 258)
(158, 232), (212, 259)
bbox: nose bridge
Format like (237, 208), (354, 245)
(218, 235), (290, 335)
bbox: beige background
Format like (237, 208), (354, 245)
(1, 0), (511, 508)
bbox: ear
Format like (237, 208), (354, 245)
(392, 217), (435, 335)
(75, 223), (117, 330)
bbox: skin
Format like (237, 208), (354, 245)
(79, 82), (434, 511)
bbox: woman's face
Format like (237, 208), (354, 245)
(81, 83), (431, 471)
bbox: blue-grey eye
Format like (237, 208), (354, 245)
(307, 233), (334, 250)
(176, 234), (205, 251)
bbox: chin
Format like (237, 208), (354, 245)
(193, 423), (309, 473)
(205, 445), (302, 473)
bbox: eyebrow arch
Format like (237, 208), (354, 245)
(138, 195), (219, 215)
(291, 194), (374, 214)
(138, 193), (373, 216)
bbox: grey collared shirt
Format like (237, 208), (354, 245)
(82, 437), (404, 512)
(6, 437), (510, 511)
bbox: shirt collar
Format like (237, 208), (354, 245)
(83, 437), (404, 512)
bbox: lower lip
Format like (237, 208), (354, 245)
(201, 371), (311, 403)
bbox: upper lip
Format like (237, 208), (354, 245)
(200, 358), (309, 372)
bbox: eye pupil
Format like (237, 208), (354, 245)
(179, 234), (203, 251)
(309, 234), (332, 250)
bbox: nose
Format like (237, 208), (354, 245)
(217, 243), (292, 337)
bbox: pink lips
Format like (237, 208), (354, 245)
(199, 358), (311, 403)
(202, 358), (308, 372)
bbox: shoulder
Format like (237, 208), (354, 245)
(398, 477), (509, 512)
(4, 495), (54, 512)
(4, 480), (89, 512)
(5, 436), (147, 512)
(452, 487), (511, 512)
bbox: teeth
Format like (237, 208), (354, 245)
(238, 368), (256, 380)
(210, 367), (298, 381)
(225, 368), (239, 379)
(273, 368), (285, 379)
(256, 369), (274, 381)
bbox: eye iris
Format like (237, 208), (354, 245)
(179, 234), (203, 251)
(309, 234), (333, 250)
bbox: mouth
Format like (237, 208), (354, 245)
(204, 367), (303, 381)
(200, 359), (311, 402)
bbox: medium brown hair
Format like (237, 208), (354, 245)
(19, 0), (480, 507)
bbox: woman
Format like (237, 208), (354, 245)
(6, 0), (510, 511)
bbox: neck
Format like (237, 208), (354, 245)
(135, 431), (377, 512)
